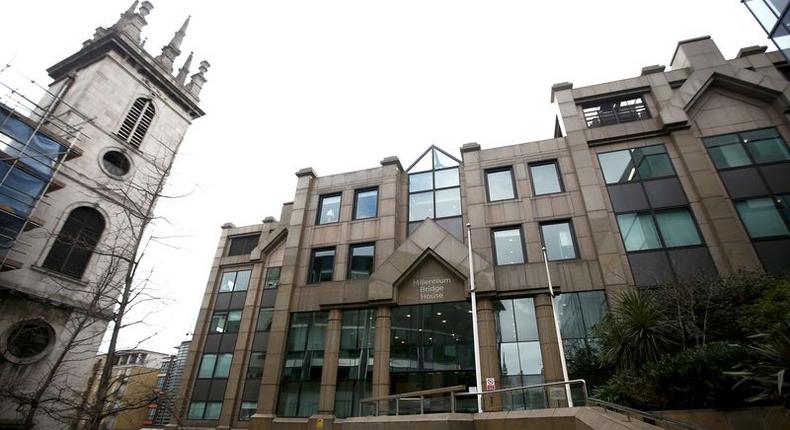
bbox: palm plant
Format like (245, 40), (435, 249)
(595, 289), (677, 369)
(728, 321), (790, 406)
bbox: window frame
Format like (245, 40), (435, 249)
(538, 219), (579, 261)
(42, 207), (106, 279)
(702, 127), (790, 171)
(216, 269), (252, 293)
(615, 206), (706, 253)
(316, 192), (342, 225)
(308, 247), (336, 284)
(406, 147), (463, 230)
(596, 144), (676, 185)
(484, 166), (518, 202)
(227, 234), (260, 257)
(347, 242), (376, 280)
(732, 194), (790, 241)
(490, 225), (527, 266)
(528, 159), (565, 196)
(352, 187), (379, 220)
(264, 266), (281, 289)
(197, 353), (233, 379)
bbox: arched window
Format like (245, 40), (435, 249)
(117, 97), (155, 147)
(43, 207), (105, 278)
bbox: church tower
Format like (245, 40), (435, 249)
(0, 2), (208, 427)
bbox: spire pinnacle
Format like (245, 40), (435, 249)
(108, 0), (152, 44)
(176, 52), (193, 85)
(185, 60), (210, 99)
(155, 15), (190, 73)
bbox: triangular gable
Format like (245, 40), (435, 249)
(368, 218), (494, 303)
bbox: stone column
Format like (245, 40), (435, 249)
(371, 305), (391, 412)
(316, 309), (342, 415)
(476, 298), (502, 412)
(534, 293), (567, 407)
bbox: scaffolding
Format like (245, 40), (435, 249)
(0, 62), (89, 270)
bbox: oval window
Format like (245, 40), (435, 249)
(6, 319), (53, 359)
(102, 150), (131, 176)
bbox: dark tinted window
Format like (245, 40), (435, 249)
(43, 207), (105, 278)
(308, 248), (335, 283)
(348, 243), (375, 279)
(598, 144), (673, 184)
(227, 234), (260, 256)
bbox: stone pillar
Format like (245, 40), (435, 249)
(534, 293), (567, 407)
(476, 298), (502, 412)
(317, 309), (342, 415)
(371, 305), (391, 412)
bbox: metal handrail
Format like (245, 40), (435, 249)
(453, 379), (588, 412)
(359, 380), (589, 416)
(587, 398), (707, 430)
(359, 385), (467, 416)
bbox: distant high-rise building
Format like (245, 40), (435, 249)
(0, 2), (208, 427)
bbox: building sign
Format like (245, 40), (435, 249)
(485, 377), (496, 391)
(397, 255), (466, 305)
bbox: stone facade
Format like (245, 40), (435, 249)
(175, 37), (790, 430)
(0, 2), (207, 428)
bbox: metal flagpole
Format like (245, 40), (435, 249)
(542, 246), (574, 407)
(466, 223), (483, 413)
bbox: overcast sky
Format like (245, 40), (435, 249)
(0, 1), (769, 355)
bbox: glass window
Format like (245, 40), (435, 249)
(654, 208), (702, 247)
(204, 402), (222, 420)
(529, 161), (563, 195)
(247, 353), (266, 379)
(278, 312), (328, 417)
(239, 401), (257, 421)
(408, 191), (434, 221)
(214, 353), (232, 378)
(704, 128), (790, 168)
(540, 221), (577, 260)
(616, 212), (662, 251)
(486, 167), (516, 201)
(187, 402), (206, 420)
(736, 197), (790, 238)
(226, 310), (242, 333)
(198, 354), (217, 379)
(407, 147), (463, 237)
(353, 188), (378, 220)
(598, 145), (673, 184)
(435, 188), (461, 217)
(257, 309), (274, 332)
(704, 134), (751, 168)
(218, 270), (251, 292)
(265, 266), (281, 289)
(495, 298), (544, 389)
(492, 227), (525, 265)
(348, 243), (375, 279)
(336, 309), (375, 418)
(209, 312), (228, 333)
(409, 172), (433, 192)
(308, 248), (335, 283)
(434, 167), (460, 189)
(42, 207), (105, 279)
(227, 234), (260, 256)
(317, 194), (341, 224)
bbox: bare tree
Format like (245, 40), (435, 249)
(0, 127), (191, 429)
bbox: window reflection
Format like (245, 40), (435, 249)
(278, 311), (328, 417)
(495, 297), (545, 409)
(407, 147), (463, 240)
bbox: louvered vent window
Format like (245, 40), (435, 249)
(117, 98), (155, 147)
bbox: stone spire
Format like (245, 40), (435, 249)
(155, 16), (190, 73)
(175, 52), (193, 85)
(110, 1), (153, 44)
(185, 60), (210, 99)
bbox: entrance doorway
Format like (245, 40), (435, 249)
(389, 301), (475, 401)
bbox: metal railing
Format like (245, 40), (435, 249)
(454, 379), (588, 413)
(359, 380), (588, 416)
(587, 398), (707, 430)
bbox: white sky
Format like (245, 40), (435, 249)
(0, 0), (769, 355)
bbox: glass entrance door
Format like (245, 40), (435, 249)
(389, 301), (475, 411)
